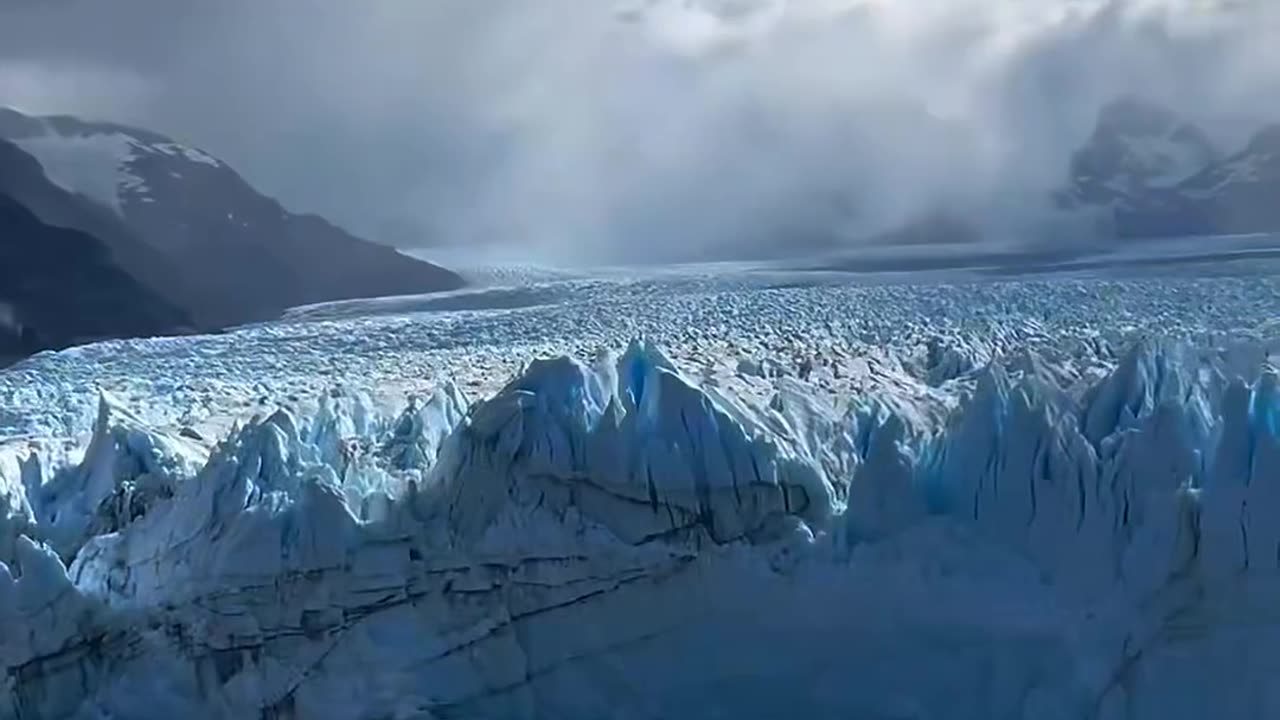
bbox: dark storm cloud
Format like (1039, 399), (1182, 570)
(0, 0), (509, 245)
(1, 1), (1278, 262)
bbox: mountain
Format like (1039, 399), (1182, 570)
(1060, 97), (1280, 239)
(0, 107), (464, 328)
(1166, 123), (1280, 235)
(1060, 96), (1220, 211)
(0, 137), (201, 326)
(0, 188), (190, 360)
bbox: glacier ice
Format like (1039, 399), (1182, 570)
(6, 334), (1280, 718)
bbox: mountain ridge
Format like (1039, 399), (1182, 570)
(0, 186), (191, 360)
(0, 108), (465, 345)
(1060, 97), (1280, 240)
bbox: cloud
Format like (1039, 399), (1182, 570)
(0, 0), (1277, 261)
(0, 61), (152, 118)
(618, 0), (793, 55)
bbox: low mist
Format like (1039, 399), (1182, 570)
(1, 0), (1278, 263)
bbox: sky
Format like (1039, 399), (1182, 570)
(0, 0), (1278, 262)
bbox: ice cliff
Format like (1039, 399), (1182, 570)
(4, 339), (1280, 718)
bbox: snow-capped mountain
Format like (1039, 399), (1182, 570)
(1061, 96), (1220, 210)
(0, 107), (464, 329)
(0, 109), (218, 217)
(0, 139), (193, 361)
(1061, 98), (1280, 239)
(1169, 123), (1280, 234)
(0, 137), (197, 312)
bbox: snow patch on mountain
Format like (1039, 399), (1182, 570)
(1181, 135), (1279, 200)
(12, 132), (143, 213)
(8, 119), (224, 217)
(149, 142), (221, 168)
(1112, 132), (1209, 190)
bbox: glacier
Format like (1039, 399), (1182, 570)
(2, 264), (1280, 719)
(4, 312), (1280, 718)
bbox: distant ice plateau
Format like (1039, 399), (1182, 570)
(4, 262), (1280, 718)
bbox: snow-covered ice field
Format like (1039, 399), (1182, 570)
(5, 248), (1280, 719)
(6, 247), (1280, 444)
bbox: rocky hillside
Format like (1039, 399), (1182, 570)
(0, 189), (190, 360)
(0, 107), (464, 329)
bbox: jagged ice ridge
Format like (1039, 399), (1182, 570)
(4, 332), (1280, 718)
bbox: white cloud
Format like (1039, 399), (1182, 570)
(0, 61), (152, 120)
(0, 0), (1277, 260)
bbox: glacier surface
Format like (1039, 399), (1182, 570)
(4, 267), (1280, 718)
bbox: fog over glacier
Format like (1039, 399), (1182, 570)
(2, 0), (1278, 259)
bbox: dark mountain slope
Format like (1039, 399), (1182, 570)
(0, 192), (190, 359)
(0, 107), (465, 328)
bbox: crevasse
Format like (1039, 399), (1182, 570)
(2, 338), (1280, 719)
